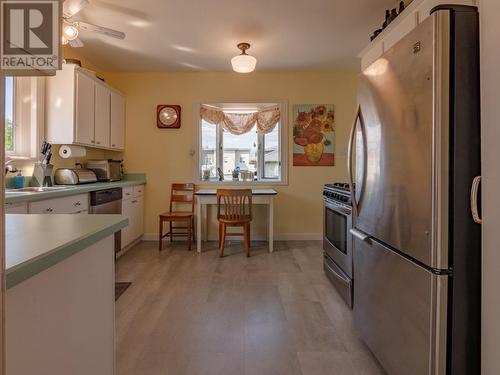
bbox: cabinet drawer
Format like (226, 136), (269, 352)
(133, 185), (144, 197)
(5, 202), (28, 214)
(29, 194), (89, 214)
(122, 186), (133, 200)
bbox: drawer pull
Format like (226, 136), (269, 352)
(45, 207), (53, 213)
(96, 141), (101, 145)
(131, 200), (138, 203)
(112, 144), (116, 147)
(74, 201), (81, 206)
(91, 140), (95, 144)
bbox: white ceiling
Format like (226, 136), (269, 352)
(70, 0), (397, 72)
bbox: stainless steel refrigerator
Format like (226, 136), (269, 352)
(348, 5), (481, 375)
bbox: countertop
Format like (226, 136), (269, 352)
(5, 214), (128, 289)
(5, 173), (146, 204)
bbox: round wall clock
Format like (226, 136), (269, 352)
(157, 105), (181, 128)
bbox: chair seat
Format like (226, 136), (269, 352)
(218, 215), (251, 225)
(160, 211), (194, 219)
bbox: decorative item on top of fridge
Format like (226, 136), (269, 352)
(370, 1), (406, 41)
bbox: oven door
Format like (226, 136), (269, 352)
(323, 198), (353, 278)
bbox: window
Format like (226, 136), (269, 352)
(198, 102), (287, 183)
(3, 76), (43, 158)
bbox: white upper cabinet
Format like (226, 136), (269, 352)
(46, 64), (125, 151)
(358, 0), (477, 70)
(110, 90), (125, 150)
(94, 83), (111, 147)
(75, 71), (95, 145)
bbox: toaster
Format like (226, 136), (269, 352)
(86, 159), (123, 181)
(54, 168), (97, 185)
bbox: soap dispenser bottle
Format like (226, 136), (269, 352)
(13, 170), (24, 189)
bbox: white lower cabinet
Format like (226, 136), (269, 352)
(121, 185), (144, 249)
(5, 202), (28, 214)
(29, 194), (89, 214)
(121, 198), (133, 247)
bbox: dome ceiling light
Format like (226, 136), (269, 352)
(231, 43), (257, 73)
(63, 23), (79, 41)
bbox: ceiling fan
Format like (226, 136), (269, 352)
(62, 0), (126, 47)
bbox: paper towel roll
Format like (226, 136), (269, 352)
(59, 145), (86, 159)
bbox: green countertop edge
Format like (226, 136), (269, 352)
(5, 173), (146, 204)
(6, 218), (128, 289)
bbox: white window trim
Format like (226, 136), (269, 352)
(6, 77), (44, 160)
(193, 100), (288, 186)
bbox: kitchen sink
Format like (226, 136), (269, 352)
(6, 186), (76, 193)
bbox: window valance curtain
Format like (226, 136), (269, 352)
(200, 106), (280, 135)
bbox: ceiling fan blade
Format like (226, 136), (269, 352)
(63, 0), (89, 19)
(75, 21), (126, 40)
(69, 37), (84, 48)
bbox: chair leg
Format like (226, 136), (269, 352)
(219, 223), (226, 258)
(188, 219), (192, 251)
(244, 223), (250, 257)
(159, 218), (163, 251)
(192, 216), (196, 241)
(218, 222), (221, 247)
(169, 222), (173, 242)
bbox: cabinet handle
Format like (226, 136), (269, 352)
(125, 192), (131, 196)
(96, 141), (101, 145)
(131, 200), (138, 203)
(112, 144), (116, 147)
(74, 201), (81, 206)
(45, 207), (53, 213)
(91, 140), (95, 144)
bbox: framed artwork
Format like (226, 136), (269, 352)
(157, 105), (181, 128)
(292, 104), (335, 166)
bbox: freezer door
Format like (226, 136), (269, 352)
(355, 13), (450, 268)
(353, 236), (448, 375)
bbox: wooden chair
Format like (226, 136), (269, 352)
(217, 189), (252, 257)
(159, 183), (195, 251)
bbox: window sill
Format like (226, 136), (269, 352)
(196, 179), (288, 187)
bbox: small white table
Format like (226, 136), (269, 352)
(195, 189), (277, 253)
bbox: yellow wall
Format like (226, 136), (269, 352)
(104, 71), (358, 238)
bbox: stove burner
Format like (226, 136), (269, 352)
(325, 182), (353, 191)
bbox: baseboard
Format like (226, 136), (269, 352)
(142, 233), (322, 241)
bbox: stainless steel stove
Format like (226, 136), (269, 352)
(323, 182), (354, 308)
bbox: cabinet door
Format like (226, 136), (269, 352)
(94, 84), (111, 148)
(75, 72), (95, 145)
(121, 199), (133, 248)
(110, 91), (125, 150)
(132, 196), (144, 239)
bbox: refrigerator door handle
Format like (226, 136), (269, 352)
(348, 105), (365, 217)
(350, 228), (370, 242)
(471, 175), (482, 224)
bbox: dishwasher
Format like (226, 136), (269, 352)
(90, 187), (123, 254)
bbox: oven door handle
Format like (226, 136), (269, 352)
(324, 199), (351, 216)
(347, 105), (364, 217)
(350, 228), (370, 242)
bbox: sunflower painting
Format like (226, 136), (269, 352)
(293, 104), (335, 166)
